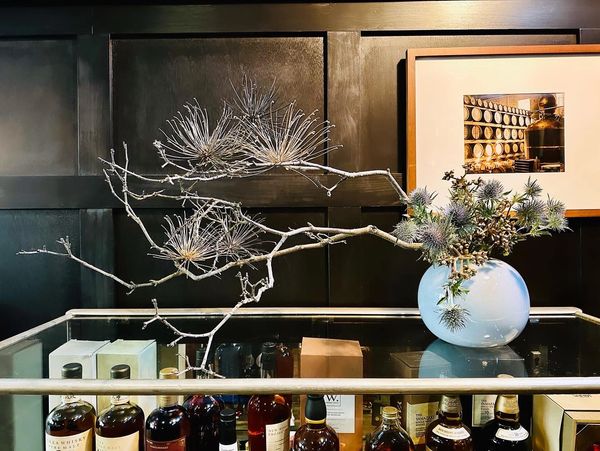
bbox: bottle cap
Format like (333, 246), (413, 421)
(110, 364), (130, 380)
(159, 367), (179, 379)
(382, 406), (399, 420)
(305, 394), (327, 424)
(260, 342), (277, 370)
(220, 408), (237, 423)
(61, 362), (83, 379)
(440, 395), (462, 415)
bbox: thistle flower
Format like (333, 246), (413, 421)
(477, 179), (504, 202)
(417, 220), (455, 260)
(544, 212), (569, 231)
(445, 201), (472, 229)
(523, 177), (543, 198)
(515, 198), (545, 228)
(392, 220), (419, 243)
(546, 197), (565, 216)
(438, 303), (470, 332)
(409, 187), (436, 208)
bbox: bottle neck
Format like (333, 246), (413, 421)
(260, 367), (275, 379)
(495, 395), (520, 422)
(158, 395), (178, 407)
(381, 415), (401, 429)
(439, 396), (463, 424)
(61, 394), (81, 404)
(220, 422), (237, 445)
(111, 394), (130, 406)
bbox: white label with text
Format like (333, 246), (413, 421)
(471, 395), (497, 427)
(45, 429), (93, 451)
(97, 431), (139, 450)
(432, 424), (471, 440)
(495, 426), (529, 441)
(406, 401), (439, 445)
(324, 395), (355, 433)
(265, 418), (290, 451)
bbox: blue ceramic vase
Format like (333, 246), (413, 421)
(417, 259), (529, 348)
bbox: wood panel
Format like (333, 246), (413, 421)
(0, 39), (77, 175)
(111, 36), (325, 173)
(360, 33), (577, 171)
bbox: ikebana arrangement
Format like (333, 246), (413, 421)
(20, 75), (568, 369)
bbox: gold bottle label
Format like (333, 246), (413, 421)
(97, 431), (139, 450)
(440, 396), (461, 414)
(45, 429), (93, 451)
(495, 395), (519, 415)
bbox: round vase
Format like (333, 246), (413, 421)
(417, 259), (529, 348)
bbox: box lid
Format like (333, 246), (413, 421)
(98, 339), (155, 355)
(49, 339), (109, 357)
(547, 394), (600, 411)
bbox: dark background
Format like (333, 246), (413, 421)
(0, 2), (599, 340)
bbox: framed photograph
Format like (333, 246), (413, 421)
(406, 44), (600, 217)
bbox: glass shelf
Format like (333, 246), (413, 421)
(0, 307), (599, 395)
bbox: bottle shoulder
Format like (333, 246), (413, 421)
(97, 403), (144, 426)
(293, 424), (339, 451)
(47, 401), (96, 422)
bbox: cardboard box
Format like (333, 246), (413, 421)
(97, 339), (157, 416)
(48, 339), (109, 410)
(300, 337), (363, 451)
(533, 394), (600, 450)
(391, 351), (448, 448)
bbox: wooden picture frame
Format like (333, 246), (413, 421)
(406, 44), (600, 217)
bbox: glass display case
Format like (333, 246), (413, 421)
(1, 306), (600, 449)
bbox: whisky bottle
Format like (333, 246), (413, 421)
(145, 367), (191, 450)
(183, 348), (223, 451)
(366, 406), (414, 451)
(247, 342), (291, 451)
(480, 393), (529, 450)
(293, 394), (339, 451)
(45, 362), (96, 451)
(425, 395), (473, 451)
(219, 408), (239, 451)
(96, 364), (145, 450)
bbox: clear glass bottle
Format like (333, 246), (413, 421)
(425, 395), (473, 451)
(247, 342), (291, 451)
(45, 362), (96, 451)
(293, 394), (339, 451)
(366, 406), (414, 451)
(95, 364), (145, 450)
(219, 408), (239, 451)
(145, 367), (191, 451)
(184, 348), (223, 451)
(481, 393), (529, 450)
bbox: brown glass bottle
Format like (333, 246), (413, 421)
(481, 394), (529, 450)
(145, 367), (191, 451)
(45, 362), (96, 451)
(96, 364), (145, 450)
(425, 395), (473, 451)
(293, 394), (339, 451)
(183, 348), (223, 451)
(247, 342), (291, 451)
(366, 406), (415, 451)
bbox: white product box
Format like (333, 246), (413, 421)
(48, 339), (110, 410)
(96, 339), (157, 416)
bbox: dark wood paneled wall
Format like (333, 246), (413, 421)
(1, 2), (599, 339)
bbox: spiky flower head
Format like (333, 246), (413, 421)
(417, 219), (455, 260)
(546, 197), (565, 216)
(477, 179), (504, 202)
(215, 212), (264, 260)
(409, 187), (436, 208)
(515, 198), (545, 228)
(438, 303), (470, 332)
(445, 201), (472, 230)
(393, 220), (419, 243)
(523, 177), (543, 198)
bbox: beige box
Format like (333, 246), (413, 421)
(391, 351), (448, 448)
(97, 339), (157, 416)
(533, 394), (600, 450)
(48, 339), (110, 410)
(300, 337), (363, 451)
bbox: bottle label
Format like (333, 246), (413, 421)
(45, 429), (93, 450)
(146, 437), (187, 451)
(471, 395), (497, 427)
(265, 418), (290, 451)
(432, 424), (470, 440)
(406, 401), (439, 445)
(97, 431), (139, 450)
(220, 442), (239, 451)
(495, 425), (529, 441)
(323, 394), (355, 433)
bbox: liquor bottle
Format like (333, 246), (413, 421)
(96, 364), (145, 450)
(293, 394), (339, 451)
(184, 348), (223, 451)
(247, 342), (291, 451)
(219, 408), (239, 451)
(425, 395), (473, 451)
(45, 362), (96, 451)
(480, 393), (529, 450)
(145, 367), (191, 451)
(366, 406), (414, 451)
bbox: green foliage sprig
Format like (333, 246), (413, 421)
(393, 171), (569, 331)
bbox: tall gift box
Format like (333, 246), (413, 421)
(300, 337), (363, 451)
